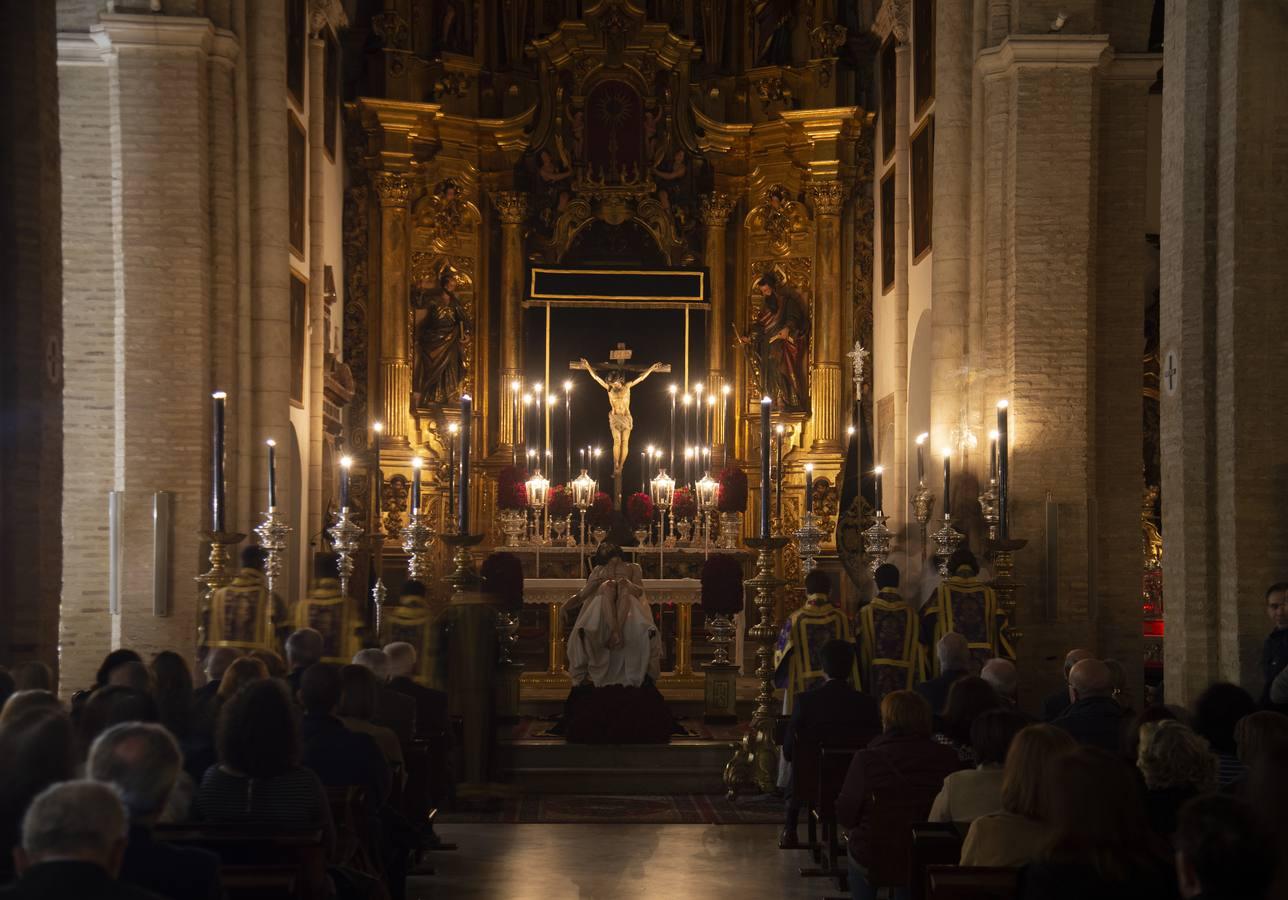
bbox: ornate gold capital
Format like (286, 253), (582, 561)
(491, 191), (529, 225)
(373, 173), (412, 207)
(699, 192), (737, 227)
(806, 180), (847, 216)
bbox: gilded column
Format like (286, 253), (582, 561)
(492, 191), (528, 455)
(807, 179), (846, 452)
(375, 173), (412, 445)
(700, 191), (736, 459)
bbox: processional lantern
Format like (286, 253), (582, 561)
(650, 468), (676, 510)
(695, 471), (718, 511)
(525, 471), (550, 510)
(571, 469), (597, 508)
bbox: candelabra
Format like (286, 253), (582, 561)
(794, 511), (823, 574)
(978, 477), (1000, 542)
(988, 536), (1028, 647)
(724, 535), (789, 799)
(330, 506), (364, 598)
(194, 530), (246, 647)
(931, 514), (964, 575)
(400, 508), (436, 582)
(441, 532), (484, 597)
(252, 508), (291, 599)
(912, 483), (935, 562)
(862, 512), (893, 572)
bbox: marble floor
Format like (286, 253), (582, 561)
(407, 823), (835, 899)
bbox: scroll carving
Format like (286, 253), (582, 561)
(744, 185), (809, 257)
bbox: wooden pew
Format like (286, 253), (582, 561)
(926, 865), (1019, 900)
(800, 745), (864, 880)
(326, 785), (381, 879)
(909, 823), (964, 900)
(155, 825), (327, 900)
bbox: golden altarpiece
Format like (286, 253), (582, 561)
(339, 0), (878, 687)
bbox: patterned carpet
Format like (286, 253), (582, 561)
(440, 793), (783, 825)
(503, 717), (749, 742)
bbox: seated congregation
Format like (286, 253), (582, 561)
(0, 626), (452, 900)
(775, 564), (1288, 900)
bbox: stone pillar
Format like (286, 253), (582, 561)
(700, 191), (736, 458)
(0, 0), (62, 673)
(374, 173), (413, 446)
(491, 191), (528, 456)
(806, 180), (846, 453)
(1161, 0), (1288, 702)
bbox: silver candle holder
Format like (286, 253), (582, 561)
(931, 513), (964, 575)
(912, 482), (935, 562)
(253, 507), (292, 599)
(794, 511), (823, 574)
(400, 509), (436, 582)
(862, 511), (893, 572)
(330, 506), (364, 598)
(978, 477), (1000, 542)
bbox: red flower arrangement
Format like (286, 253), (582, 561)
(547, 484), (574, 518)
(671, 486), (697, 521)
(480, 551), (525, 612)
(497, 465), (529, 511)
(587, 491), (614, 529)
(700, 553), (745, 615)
(717, 466), (748, 513)
(626, 492), (654, 528)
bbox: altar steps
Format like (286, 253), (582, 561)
(495, 738), (733, 794)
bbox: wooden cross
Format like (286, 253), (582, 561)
(569, 342), (672, 376)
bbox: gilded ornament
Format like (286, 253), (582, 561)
(807, 179), (847, 216)
(699, 191), (736, 227)
(490, 191), (529, 226)
(744, 185), (809, 256)
(374, 173), (412, 206)
(810, 23), (848, 59)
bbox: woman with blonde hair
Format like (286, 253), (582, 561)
(960, 724), (1075, 867)
(1136, 718), (1216, 840)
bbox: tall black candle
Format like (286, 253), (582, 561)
(411, 457), (422, 514)
(266, 439), (277, 509)
(459, 394), (472, 533)
(775, 423), (784, 525)
(941, 449), (951, 520)
(447, 422), (457, 524)
(997, 400), (1009, 538)
(211, 392), (226, 533)
(759, 396), (772, 538)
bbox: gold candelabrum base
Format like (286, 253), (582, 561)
(442, 532), (485, 600)
(988, 537), (1028, 647)
(724, 535), (789, 799)
(195, 530), (246, 649)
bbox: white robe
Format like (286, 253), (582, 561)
(565, 561), (661, 688)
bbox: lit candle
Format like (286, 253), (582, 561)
(996, 399), (1009, 538)
(579, 448), (586, 470)
(547, 394), (558, 473)
(564, 380), (573, 484)
(533, 382), (544, 464)
(211, 391), (226, 533)
(804, 463), (814, 514)
(706, 394), (716, 459)
(266, 439), (278, 509)
(760, 396), (772, 538)
(669, 384), (677, 474)
(459, 394), (472, 533)
(988, 430), (999, 482)
(593, 447), (602, 484)
(447, 422), (458, 523)
(775, 423), (785, 525)
(410, 457), (422, 514)
(339, 455), (352, 509)
(874, 465), (884, 514)
(641, 447), (649, 495)
(682, 393), (692, 485)
(915, 432), (928, 486)
(941, 449), (951, 520)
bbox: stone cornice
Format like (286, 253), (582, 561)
(976, 35), (1111, 77)
(57, 32), (107, 66)
(1102, 51), (1164, 82)
(91, 14), (216, 54)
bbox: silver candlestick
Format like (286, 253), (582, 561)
(978, 477), (1000, 542)
(371, 578), (388, 641)
(931, 513), (964, 575)
(400, 509), (436, 582)
(253, 506), (291, 599)
(862, 511), (893, 571)
(912, 483), (935, 562)
(330, 506), (364, 598)
(794, 511), (823, 574)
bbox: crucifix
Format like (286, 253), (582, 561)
(571, 343), (670, 504)
(1163, 353), (1178, 394)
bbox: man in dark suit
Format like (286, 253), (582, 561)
(384, 641), (449, 742)
(192, 646), (237, 709)
(353, 647), (417, 746)
(916, 632), (972, 716)
(1040, 647), (1093, 721)
(299, 664), (391, 806)
(780, 639), (880, 849)
(3, 781), (164, 900)
(88, 722), (222, 900)
(1051, 658), (1129, 752)
(285, 627), (324, 698)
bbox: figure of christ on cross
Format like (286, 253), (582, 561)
(572, 343), (670, 485)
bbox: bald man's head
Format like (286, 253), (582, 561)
(1068, 659), (1112, 701)
(937, 632), (971, 672)
(1063, 648), (1093, 679)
